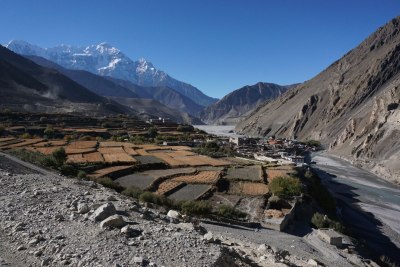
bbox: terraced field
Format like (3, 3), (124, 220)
(267, 166), (296, 182)
(227, 182), (269, 196)
(224, 165), (264, 182)
(171, 170), (221, 184)
(155, 181), (185, 195)
(89, 165), (134, 179)
(168, 184), (211, 201)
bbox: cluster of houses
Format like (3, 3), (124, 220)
(228, 136), (313, 166)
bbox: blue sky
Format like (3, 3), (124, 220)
(1, 0), (399, 98)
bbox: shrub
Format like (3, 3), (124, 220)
(52, 147), (67, 167)
(122, 186), (143, 199)
(147, 127), (158, 138)
(269, 176), (302, 198)
(181, 200), (212, 217)
(20, 133), (31, 139)
(59, 164), (78, 176)
(304, 140), (321, 147)
(215, 204), (247, 220)
(139, 191), (174, 208)
(311, 212), (345, 233)
(96, 177), (124, 192)
(77, 170), (87, 180)
(304, 170), (336, 214)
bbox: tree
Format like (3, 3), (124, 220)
(52, 147), (67, 166)
(147, 127), (158, 138)
(268, 176), (302, 198)
(44, 125), (55, 138)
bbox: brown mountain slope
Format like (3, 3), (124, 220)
(236, 17), (400, 182)
(199, 82), (293, 125)
(0, 45), (131, 116)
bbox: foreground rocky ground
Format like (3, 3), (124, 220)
(0, 154), (380, 266)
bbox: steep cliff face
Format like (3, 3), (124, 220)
(199, 82), (292, 125)
(236, 17), (400, 182)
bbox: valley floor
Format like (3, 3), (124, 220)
(312, 152), (400, 262)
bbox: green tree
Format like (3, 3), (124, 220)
(268, 176), (302, 198)
(52, 147), (67, 166)
(44, 125), (55, 138)
(147, 127), (158, 138)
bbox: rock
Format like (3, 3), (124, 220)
(100, 215), (126, 229)
(29, 238), (39, 246)
(90, 203), (116, 222)
(34, 250), (43, 257)
(308, 259), (319, 266)
(167, 210), (180, 220)
(55, 214), (64, 221)
(177, 223), (194, 231)
(347, 255), (365, 266)
(257, 244), (268, 253)
(77, 203), (90, 214)
(107, 195), (117, 201)
(120, 225), (142, 238)
(133, 256), (143, 264)
(41, 257), (52, 266)
(203, 232), (214, 243)
(17, 245), (26, 251)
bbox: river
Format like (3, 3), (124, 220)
(312, 152), (400, 262)
(193, 125), (244, 137)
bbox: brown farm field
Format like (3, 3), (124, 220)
(227, 182), (269, 196)
(155, 181), (185, 196)
(266, 167), (297, 182)
(102, 153), (136, 163)
(89, 165), (134, 179)
(224, 165), (264, 182)
(171, 170), (221, 184)
(67, 141), (98, 149)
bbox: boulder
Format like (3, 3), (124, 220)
(90, 203), (116, 222)
(120, 225), (142, 238)
(167, 210), (180, 219)
(203, 232), (214, 242)
(307, 259), (319, 266)
(100, 215), (126, 229)
(77, 203), (90, 214)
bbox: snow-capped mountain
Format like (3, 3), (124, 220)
(6, 40), (217, 107)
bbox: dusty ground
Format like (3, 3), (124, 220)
(0, 152), (380, 266)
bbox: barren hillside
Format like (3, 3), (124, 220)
(237, 17), (400, 182)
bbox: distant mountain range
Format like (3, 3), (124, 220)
(0, 45), (129, 116)
(6, 40), (218, 107)
(25, 55), (204, 117)
(0, 46), (202, 124)
(237, 17), (400, 182)
(199, 82), (294, 125)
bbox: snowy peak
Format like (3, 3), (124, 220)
(6, 40), (46, 58)
(6, 40), (217, 106)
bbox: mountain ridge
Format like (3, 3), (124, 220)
(236, 17), (400, 182)
(199, 82), (294, 125)
(6, 40), (218, 107)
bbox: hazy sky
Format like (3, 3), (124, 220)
(1, 0), (399, 98)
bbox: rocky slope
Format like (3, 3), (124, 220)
(236, 17), (400, 183)
(0, 153), (379, 267)
(6, 40), (218, 107)
(109, 97), (204, 125)
(0, 45), (130, 116)
(199, 82), (292, 125)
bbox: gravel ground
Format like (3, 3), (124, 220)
(0, 153), (380, 267)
